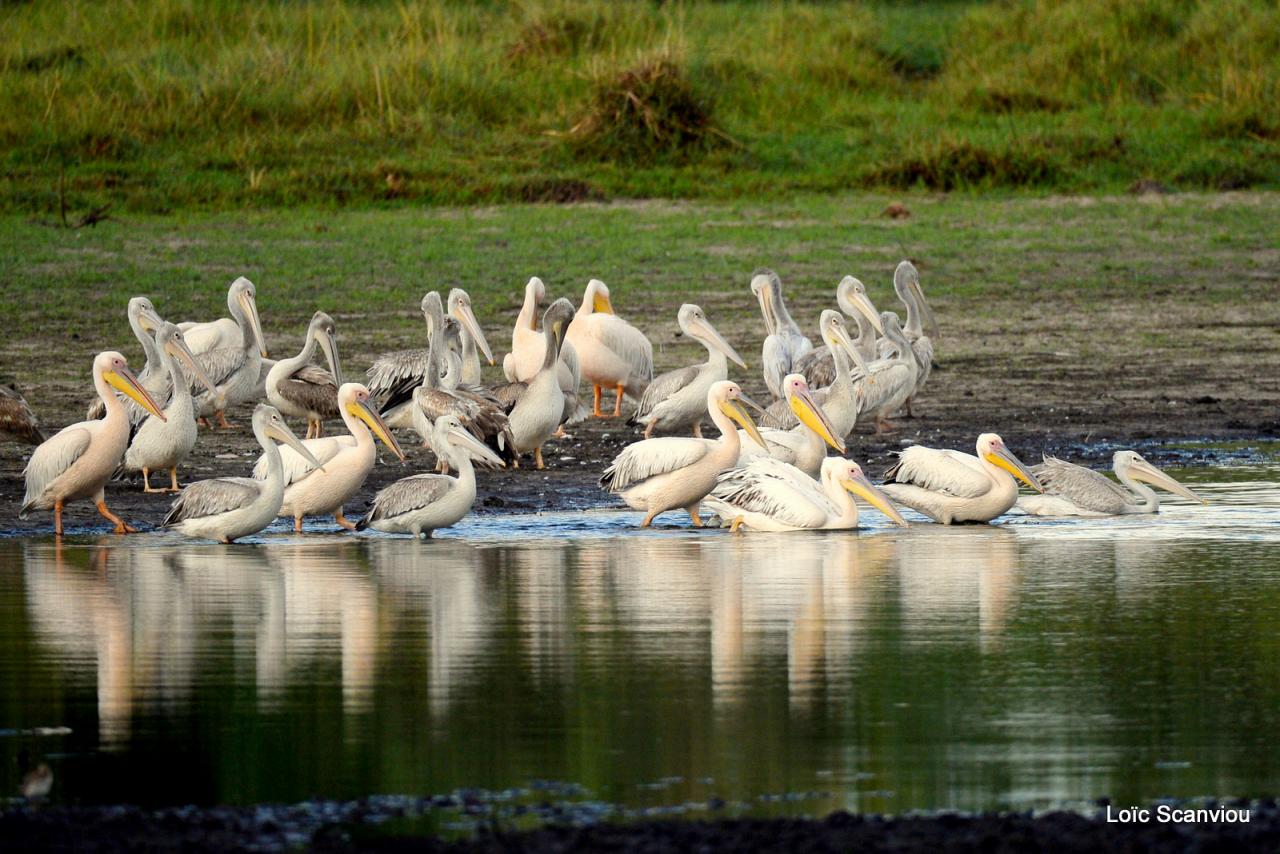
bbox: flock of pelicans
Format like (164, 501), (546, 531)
(4, 262), (1205, 542)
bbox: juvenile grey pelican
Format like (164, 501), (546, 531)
(853, 311), (918, 434)
(366, 293), (440, 400)
(752, 269), (813, 399)
(600, 381), (765, 527)
(189, 281), (268, 428)
(880, 433), (1043, 524)
(503, 299), (576, 469)
(761, 310), (870, 439)
(707, 456), (908, 533)
(448, 288), (494, 385)
(163, 404), (322, 542)
(357, 414), (505, 539)
(566, 279), (653, 418)
(179, 277), (267, 355)
(121, 323), (216, 492)
(877, 261), (937, 416)
(265, 311), (342, 439)
(86, 296), (169, 421)
(629, 304), (747, 439)
(253, 383), (406, 532)
(736, 374), (845, 479)
(795, 276), (883, 388)
(21, 352), (165, 535)
(1, 384), (46, 445)
(1018, 451), (1205, 516)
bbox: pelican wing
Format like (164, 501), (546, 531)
(276, 365), (339, 417)
(367, 348), (430, 398)
(884, 447), (991, 498)
(364, 474), (454, 522)
(21, 426), (92, 512)
(632, 365), (700, 420)
(194, 345), (248, 387)
(709, 458), (832, 528)
(589, 316), (654, 381)
(1033, 455), (1133, 514)
(599, 437), (712, 493)
(1, 384), (47, 444)
(162, 477), (262, 525)
(252, 435), (352, 485)
(794, 345), (837, 389)
(855, 361), (912, 413)
(489, 381), (527, 409)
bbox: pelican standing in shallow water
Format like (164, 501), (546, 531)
(880, 433), (1043, 524)
(753, 269), (813, 399)
(254, 383), (406, 531)
(21, 352), (166, 535)
(448, 288), (494, 386)
(566, 279), (653, 418)
(878, 261), (937, 416)
(121, 323), (217, 492)
(707, 457), (909, 532)
(795, 276), (883, 388)
(1, 384), (46, 445)
(503, 299), (576, 469)
(738, 374), (846, 479)
(357, 414), (505, 539)
(163, 405), (322, 542)
(266, 311), (342, 438)
(629, 304), (748, 439)
(179, 277), (265, 355)
(600, 381), (765, 527)
(1017, 451), (1206, 516)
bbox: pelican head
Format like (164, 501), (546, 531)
(229, 277), (268, 358)
(254, 404), (324, 472)
(433, 414), (505, 469)
(977, 433), (1042, 492)
(449, 288), (494, 365)
(543, 298), (576, 362)
(421, 292), (445, 338)
(156, 323), (216, 396)
(819, 309), (871, 375)
(308, 310), (343, 386)
(678, 304), (748, 369)
(895, 260), (938, 338)
(835, 276), (884, 335)
(782, 373), (844, 453)
(585, 279), (613, 315)
(130, 297), (165, 335)
(710, 380), (766, 449)
(340, 383), (405, 462)
(1114, 450), (1206, 504)
(750, 268), (781, 334)
(825, 458), (909, 527)
(96, 351), (166, 421)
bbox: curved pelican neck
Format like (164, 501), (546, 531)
(707, 399), (742, 459)
(93, 366), (127, 423)
(518, 286), (541, 329)
(130, 311), (162, 374)
(769, 286), (800, 335)
(164, 348), (191, 407)
(898, 279), (924, 338)
(1114, 463), (1159, 512)
(822, 470), (859, 528)
(340, 402), (374, 449)
(280, 327), (318, 375)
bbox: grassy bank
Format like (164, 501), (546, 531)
(2, 0), (1278, 213)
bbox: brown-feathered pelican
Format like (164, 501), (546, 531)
(877, 261), (937, 416)
(707, 456), (909, 532)
(752, 269), (813, 399)
(761, 311), (870, 439)
(795, 276), (883, 388)
(1, 384), (46, 445)
(629, 304), (748, 439)
(566, 279), (653, 418)
(880, 433), (1043, 524)
(357, 414), (505, 539)
(1017, 451), (1205, 516)
(503, 299), (575, 469)
(21, 352), (165, 535)
(599, 381), (765, 527)
(179, 277), (267, 356)
(737, 374), (845, 479)
(163, 404), (322, 542)
(448, 288), (494, 386)
(121, 323), (217, 492)
(266, 311), (342, 439)
(253, 383), (405, 532)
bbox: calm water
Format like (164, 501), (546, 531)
(2, 462), (1279, 817)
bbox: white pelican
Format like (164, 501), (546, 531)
(188, 281), (268, 429)
(1018, 451), (1205, 516)
(599, 380), (765, 527)
(447, 288), (494, 386)
(761, 310), (870, 439)
(1, 383), (46, 445)
(253, 383), (406, 532)
(357, 414), (505, 539)
(565, 279), (653, 418)
(737, 374), (846, 479)
(629, 304), (748, 439)
(795, 276), (883, 388)
(179, 276), (267, 355)
(853, 311), (918, 434)
(707, 457), (909, 532)
(121, 323), (217, 493)
(86, 296), (168, 421)
(20, 352), (166, 535)
(880, 433), (1043, 524)
(503, 299), (576, 469)
(501, 278), (587, 432)
(265, 311), (342, 439)
(162, 404), (322, 543)
(878, 261), (936, 416)
(752, 269), (812, 399)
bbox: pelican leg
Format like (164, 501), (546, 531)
(215, 410), (233, 430)
(904, 397), (916, 418)
(692, 422), (703, 439)
(553, 425), (570, 439)
(730, 516), (745, 534)
(512, 456), (520, 469)
(294, 516), (304, 533)
(612, 384), (624, 418)
(315, 419), (324, 438)
(198, 417), (211, 429)
(334, 511), (357, 531)
(592, 384), (604, 417)
(534, 447), (545, 470)
(686, 505), (704, 528)
(305, 421), (315, 440)
(169, 467), (181, 493)
(96, 499), (137, 534)
(141, 468), (159, 493)
(53, 499), (63, 537)
(639, 510), (657, 528)
(875, 417), (896, 435)
(643, 421), (655, 440)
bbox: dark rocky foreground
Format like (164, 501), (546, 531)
(3, 799), (1278, 852)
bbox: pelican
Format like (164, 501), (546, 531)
(357, 414), (504, 538)
(448, 288), (494, 386)
(1, 384), (46, 445)
(501, 277), (589, 431)
(253, 383), (406, 532)
(880, 433), (1043, 524)
(752, 269), (812, 399)
(162, 404), (322, 542)
(878, 261), (937, 416)
(86, 296), (168, 421)
(189, 281), (268, 429)
(566, 279), (653, 418)
(599, 381), (765, 527)
(265, 311), (342, 439)
(367, 293), (439, 400)
(20, 352), (166, 535)
(179, 276), (267, 355)
(121, 323), (217, 492)
(853, 311), (918, 434)
(1017, 451), (1206, 516)
(738, 374), (846, 479)
(761, 310), (870, 439)
(629, 304), (748, 439)
(504, 299), (575, 469)
(794, 276), (883, 388)
(707, 456), (909, 532)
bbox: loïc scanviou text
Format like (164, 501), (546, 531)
(1106, 805), (1250, 824)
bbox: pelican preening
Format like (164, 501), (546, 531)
(163, 404), (322, 542)
(600, 381), (765, 527)
(566, 279), (654, 418)
(266, 311), (342, 439)
(21, 352), (166, 535)
(880, 433), (1043, 525)
(753, 269), (813, 399)
(1018, 451), (1206, 516)
(630, 304), (747, 439)
(1, 384), (46, 445)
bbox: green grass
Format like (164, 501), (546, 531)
(2, 0), (1278, 213)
